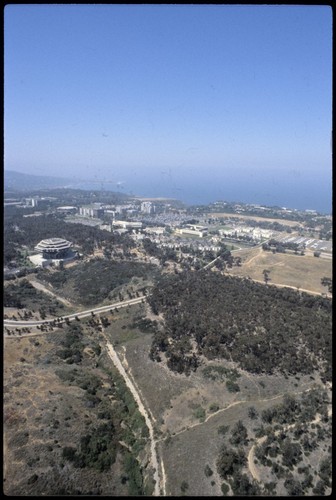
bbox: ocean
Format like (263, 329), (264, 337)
(107, 169), (332, 214)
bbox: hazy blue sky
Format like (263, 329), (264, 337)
(4, 4), (332, 210)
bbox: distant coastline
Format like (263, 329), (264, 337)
(4, 169), (332, 215)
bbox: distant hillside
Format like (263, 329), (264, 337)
(4, 170), (76, 191)
(4, 170), (132, 200)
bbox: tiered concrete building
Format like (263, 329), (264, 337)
(30, 238), (76, 267)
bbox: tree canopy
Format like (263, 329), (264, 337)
(148, 271), (331, 379)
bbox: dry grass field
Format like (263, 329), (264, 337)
(226, 246), (332, 295)
(3, 331), (131, 496)
(207, 212), (303, 227)
(111, 325), (327, 496)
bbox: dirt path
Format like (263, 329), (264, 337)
(29, 280), (73, 307)
(248, 436), (267, 481)
(104, 340), (163, 496)
(247, 405), (332, 482)
(252, 279), (324, 297)
(243, 247), (263, 266)
(166, 394), (286, 442)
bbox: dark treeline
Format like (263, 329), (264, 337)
(4, 278), (65, 317)
(40, 258), (157, 307)
(262, 239), (304, 254)
(148, 271), (331, 380)
(5, 187), (130, 205)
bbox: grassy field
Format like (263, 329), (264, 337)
(226, 246), (332, 295)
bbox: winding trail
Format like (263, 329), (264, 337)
(165, 394), (285, 442)
(247, 402), (332, 482)
(247, 436), (267, 482)
(104, 339), (163, 496)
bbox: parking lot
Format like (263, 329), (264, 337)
(279, 235), (332, 253)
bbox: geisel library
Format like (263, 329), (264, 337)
(29, 238), (77, 267)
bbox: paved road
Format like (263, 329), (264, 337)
(4, 296), (145, 328)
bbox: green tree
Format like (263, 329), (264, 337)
(216, 447), (246, 479)
(229, 420), (248, 446)
(248, 406), (258, 420)
(321, 277), (332, 294)
(284, 477), (303, 495)
(262, 269), (271, 284)
(180, 480), (189, 493)
(204, 464), (213, 477)
(281, 438), (302, 468)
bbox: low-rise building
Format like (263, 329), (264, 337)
(56, 206), (77, 214)
(112, 220), (143, 229)
(176, 224), (208, 238)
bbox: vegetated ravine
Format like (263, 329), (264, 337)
(148, 270), (331, 381)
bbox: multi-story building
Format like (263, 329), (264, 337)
(79, 205), (104, 218)
(141, 201), (155, 214)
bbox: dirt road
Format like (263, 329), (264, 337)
(105, 341), (163, 496)
(29, 280), (73, 307)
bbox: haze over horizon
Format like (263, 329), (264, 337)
(4, 5), (332, 212)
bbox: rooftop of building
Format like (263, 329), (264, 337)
(35, 238), (73, 251)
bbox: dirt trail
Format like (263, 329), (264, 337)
(247, 436), (267, 482)
(247, 406), (332, 482)
(252, 279), (324, 297)
(29, 280), (73, 307)
(105, 340), (163, 496)
(243, 247), (263, 266)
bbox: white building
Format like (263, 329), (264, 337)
(141, 201), (155, 214)
(112, 220), (143, 229)
(176, 224), (208, 238)
(144, 227), (165, 235)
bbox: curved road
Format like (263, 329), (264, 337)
(4, 296), (145, 329)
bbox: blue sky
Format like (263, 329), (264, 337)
(4, 4), (332, 210)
